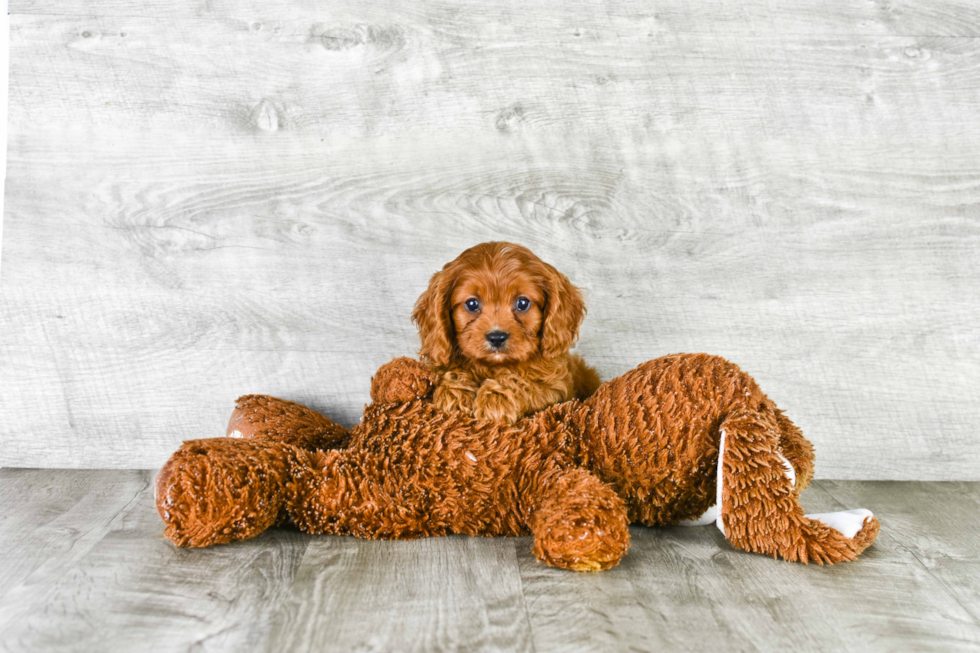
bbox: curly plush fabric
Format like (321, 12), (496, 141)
(156, 354), (879, 570)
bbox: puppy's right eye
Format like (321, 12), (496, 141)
(464, 298), (481, 312)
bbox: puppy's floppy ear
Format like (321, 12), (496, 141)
(540, 263), (586, 359)
(412, 267), (456, 367)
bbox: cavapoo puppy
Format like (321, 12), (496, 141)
(412, 241), (600, 423)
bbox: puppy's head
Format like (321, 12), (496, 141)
(412, 242), (586, 367)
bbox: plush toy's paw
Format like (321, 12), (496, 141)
(533, 513), (631, 572)
(805, 510), (880, 558)
(528, 469), (631, 572)
(370, 357), (437, 404)
(806, 509), (874, 539)
(156, 438), (295, 547)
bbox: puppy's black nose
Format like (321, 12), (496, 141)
(486, 331), (509, 348)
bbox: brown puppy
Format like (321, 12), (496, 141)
(412, 242), (601, 423)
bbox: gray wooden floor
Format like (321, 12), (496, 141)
(0, 469), (976, 652)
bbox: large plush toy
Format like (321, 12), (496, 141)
(156, 354), (878, 571)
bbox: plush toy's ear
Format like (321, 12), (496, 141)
(412, 267), (457, 367)
(540, 263), (587, 359)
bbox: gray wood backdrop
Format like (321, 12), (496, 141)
(1, 0), (978, 478)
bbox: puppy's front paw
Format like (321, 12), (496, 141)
(473, 384), (523, 423)
(432, 380), (477, 416)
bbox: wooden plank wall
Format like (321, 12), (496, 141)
(1, 0), (978, 477)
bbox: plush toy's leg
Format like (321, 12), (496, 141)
(772, 404), (815, 490)
(678, 404), (807, 529)
(156, 438), (304, 547)
(715, 410), (879, 563)
(523, 467), (631, 572)
(156, 396), (351, 547)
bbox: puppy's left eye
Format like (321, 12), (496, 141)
(515, 297), (531, 312)
(465, 298), (481, 312)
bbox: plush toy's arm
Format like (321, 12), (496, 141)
(370, 356), (438, 404)
(227, 394), (350, 451)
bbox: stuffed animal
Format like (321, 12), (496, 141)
(155, 354), (879, 571)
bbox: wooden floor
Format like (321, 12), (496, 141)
(0, 469), (976, 652)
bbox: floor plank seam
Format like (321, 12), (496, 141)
(817, 480), (980, 628)
(907, 548), (980, 627)
(512, 538), (539, 653)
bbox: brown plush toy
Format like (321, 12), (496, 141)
(156, 354), (879, 571)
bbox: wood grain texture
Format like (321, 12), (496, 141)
(10, 17), (980, 141)
(518, 480), (980, 652)
(0, 470), (312, 652)
(0, 468), (149, 599)
(9, 0), (980, 36)
(2, 470), (979, 652)
(267, 537), (532, 652)
(818, 480), (980, 628)
(2, 2), (979, 476)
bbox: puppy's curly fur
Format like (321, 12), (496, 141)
(412, 242), (601, 423)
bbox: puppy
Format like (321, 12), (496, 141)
(412, 242), (600, 423)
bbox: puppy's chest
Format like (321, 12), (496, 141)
(471, 363), (568, 388)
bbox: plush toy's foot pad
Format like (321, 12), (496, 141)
(806, 509), (874, 539)
(807, 510), (880, 557)
(533, 522), (631, 572)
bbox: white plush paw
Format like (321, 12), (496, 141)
(805, 509), (874, 539)
(680, 505), (718, 527)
